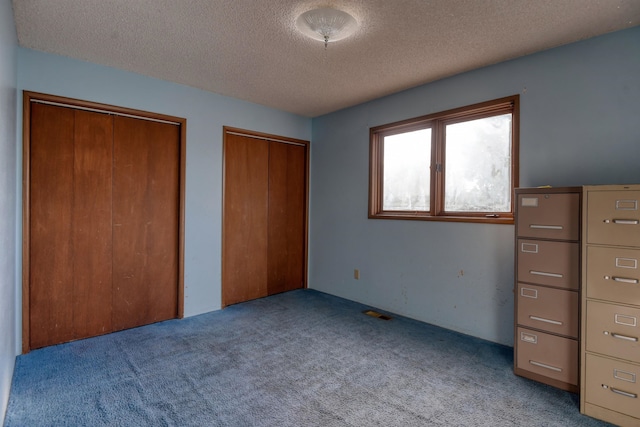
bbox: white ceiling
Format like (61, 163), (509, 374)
(11, 0), (640, 117)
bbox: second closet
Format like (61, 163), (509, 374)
(222, 127), (309, 306)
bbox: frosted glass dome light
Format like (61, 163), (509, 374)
(296, 7), (358, 48)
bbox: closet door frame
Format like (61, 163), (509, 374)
(22, 91), (187, 353)
(221, 126), (310, 307)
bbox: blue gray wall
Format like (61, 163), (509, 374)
(0, 0), (17, 420)
(13, 49), (312, 351)
(309, 27), (640, 346)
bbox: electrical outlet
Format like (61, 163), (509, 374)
(354, 269), (360, 280)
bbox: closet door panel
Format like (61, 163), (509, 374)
(71, 110), (114, 340)
(222, 134), (269, 305)
(112, 116), (179, 330)
(29, 103), (75, 348)
(267, 142), (306, 295)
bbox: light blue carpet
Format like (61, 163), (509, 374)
(6, 289), (612, 426)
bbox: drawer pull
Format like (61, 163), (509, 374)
(610, 386), (637, 399)
(611, 219), (639, 225)
(529, 360), (562, 372)
(611, 276), (639, 284)
(612, 332), (638, 342)
(529, 270), (563, 278)
(529, 315), (562, 326)
(605, 332), (639, 342)
(529, 224), (563, 230)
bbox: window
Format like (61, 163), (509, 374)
(369, 95), (519, 223)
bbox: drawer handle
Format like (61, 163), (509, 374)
(529, 224), (563, 230)
(530, 270), (563, 278)
(607, 219), (639, 225)
(602, 385), (638, 399)
(604, 331), (639, 342)
(529, 360), (562, 372)
(611, 276), (639, 284)
(612, 332), (638, 342)
(529, 315), (562, 326)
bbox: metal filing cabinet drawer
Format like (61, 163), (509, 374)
(517, 239), (579, 290)
(584, 353), (640, 419)
(517, 284), (579, 338)
(586, 190), (640, 247)
(585, 300), (640, 363)
(586, 246), (640, 306)
(517, 192), (580, 241)
(516, 327), (578, 385)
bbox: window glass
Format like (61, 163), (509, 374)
(444, 114), (512, 212)
(383, 129), (431, 211)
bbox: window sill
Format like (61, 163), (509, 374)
(369, 212), (514, 224)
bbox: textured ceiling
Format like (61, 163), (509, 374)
(11, 0), (640, 117)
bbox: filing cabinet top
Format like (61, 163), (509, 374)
(516, 186), (582, 195)
(583, 184), (640, 192)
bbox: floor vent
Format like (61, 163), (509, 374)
(363, 310), (392, 320)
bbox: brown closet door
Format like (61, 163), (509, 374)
(222, 133), (269, 306)
(71, 110), (114, 340)
(30, 103), (75, 348)
(29, 104), (113, 348)
(112, 116), (180, 331)
(267, 142), (306, 295)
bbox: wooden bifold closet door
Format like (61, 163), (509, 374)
(29, 105), (114, 347)
(26, 96), (183, 351)
(222, 128), (308, 306)
(267, 140), (306, 296)
(112, 116), (180, 331)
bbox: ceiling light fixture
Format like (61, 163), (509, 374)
(295, 7), (358, 49)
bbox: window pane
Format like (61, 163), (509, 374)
(444, 114), (512, 212)
(383, 129), (431, 211)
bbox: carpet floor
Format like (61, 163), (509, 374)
(5, 289), (613, 426)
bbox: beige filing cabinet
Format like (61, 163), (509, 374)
(581, 185), (640, 427)
(514, 187), (581, 393)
